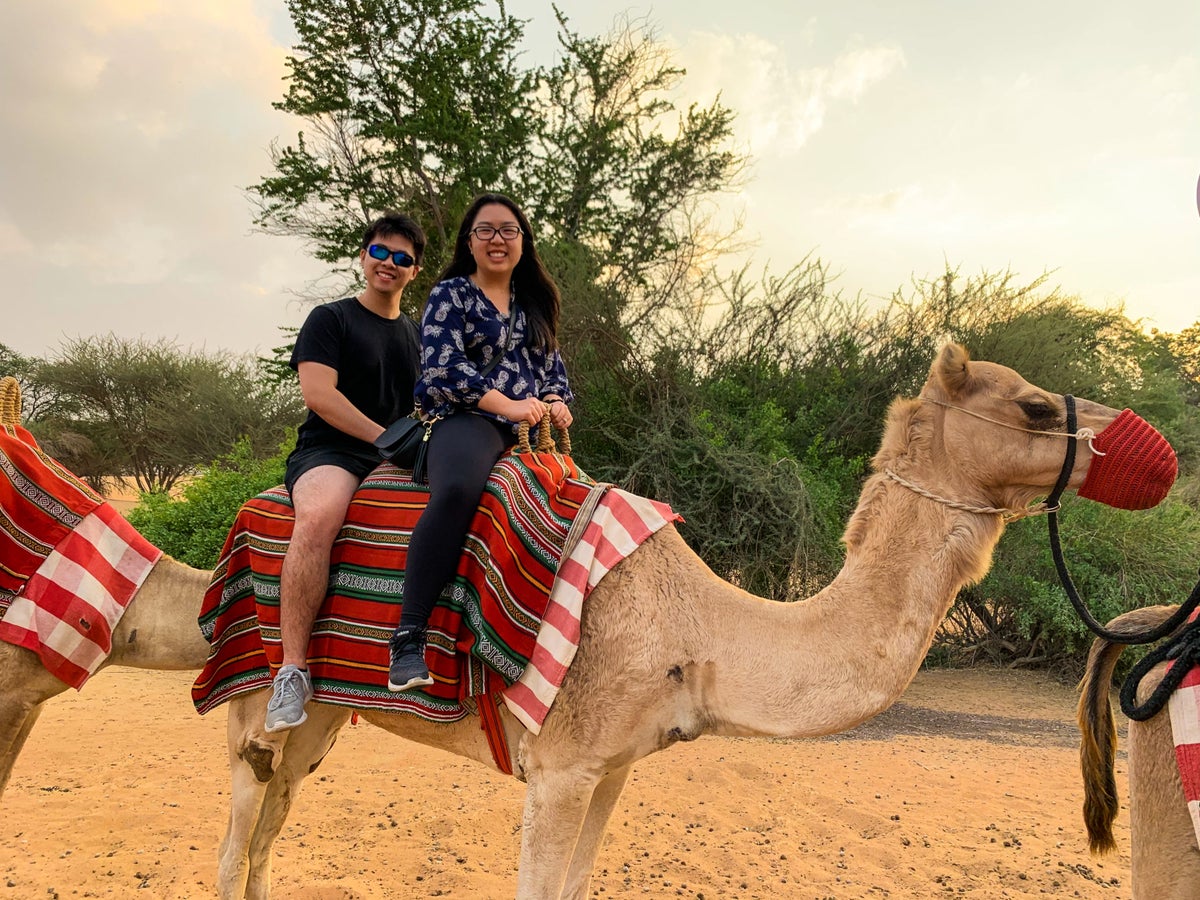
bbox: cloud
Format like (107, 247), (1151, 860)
(828, 44), (907, 102)
(671, 30), (905, 154)
(820, 179), (1076, 253)
(0, 220), (34, 256)
(0, 0), (288, 233)
(0, 0), (325, 356)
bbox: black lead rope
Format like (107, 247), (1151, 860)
(1119, 591), (1200, 721)
(1046, 395), (1200, 720)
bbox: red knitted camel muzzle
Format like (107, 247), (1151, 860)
(1077, 409), (1177, 510)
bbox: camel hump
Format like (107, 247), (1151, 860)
(0, 376), (21, 426)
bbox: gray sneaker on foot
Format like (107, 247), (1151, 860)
(264, 664), (314, 732)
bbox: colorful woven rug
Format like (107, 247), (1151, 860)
(0, 424), (162, 688)
(192, 453), (679, 732)
(1167, 606), (1200, 849)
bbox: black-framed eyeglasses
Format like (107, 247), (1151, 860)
(366, 244), (416, 268)
(470, 224), (523, 241)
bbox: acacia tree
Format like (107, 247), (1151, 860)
(33, 336), (303, 494)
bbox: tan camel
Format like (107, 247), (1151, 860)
(0, 375), (214, 797)
(0, 557), (213, 797)
(0, 346), (1156, 898)
(1078, 605), (1200, 898)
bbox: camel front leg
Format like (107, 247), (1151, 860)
(559, 763), (632, 900)
(0, 643), (68, 799)
(516, 764), (602, 900)
(243, 704), (350, 900)
(0, 702), (44, 798)
(218, 693), (280, 900)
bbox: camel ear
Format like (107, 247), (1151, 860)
(932, 343), (976, 398)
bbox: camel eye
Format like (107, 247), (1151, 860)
(1017, 399), (1058, 423)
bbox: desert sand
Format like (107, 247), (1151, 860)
(2, 665), (1132, 899)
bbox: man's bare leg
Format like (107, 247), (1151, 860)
(265, 465), (360, 732)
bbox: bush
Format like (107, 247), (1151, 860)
(126, 437), (291, 569)
(935, 492), (1200, 676)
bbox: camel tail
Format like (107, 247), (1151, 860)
(1076, 604), (1180, 855)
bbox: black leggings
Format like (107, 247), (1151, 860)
(399, 414), (514, 629)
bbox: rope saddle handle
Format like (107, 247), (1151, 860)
(515, 418), (572, 455)
(0, 376), (21, 426)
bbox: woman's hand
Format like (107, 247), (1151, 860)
(546, 398), (573, 429)
(505, 396), (549, 425)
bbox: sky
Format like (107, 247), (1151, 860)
(1, 0), (1197, 363)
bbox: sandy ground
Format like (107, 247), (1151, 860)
(2, 666), (1132, 899)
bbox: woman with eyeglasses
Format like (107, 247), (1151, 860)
(387, 193), (573, 691)
(265, 212), (426, 732)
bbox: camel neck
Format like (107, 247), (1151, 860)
(675, 480), (1002, 741)
(108, 556), (214, 670)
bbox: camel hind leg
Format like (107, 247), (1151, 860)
(0, 643), (69, 799)
(217, 691), (350, 900)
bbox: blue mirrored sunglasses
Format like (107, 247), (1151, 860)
(366, 244), (416, 268)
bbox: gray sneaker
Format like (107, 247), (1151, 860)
(264, 664), (314, 732)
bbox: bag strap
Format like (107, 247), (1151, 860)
(478, 301), (516, 380)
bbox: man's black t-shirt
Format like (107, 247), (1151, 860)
(290, 297), (421, 454)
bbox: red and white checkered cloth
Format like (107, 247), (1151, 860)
(1167, 608), (1200, 849)
(0, 502), (161, 688)
(502, 486), (679, 732)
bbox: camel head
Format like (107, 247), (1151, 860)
(873, 343), (1177, 518)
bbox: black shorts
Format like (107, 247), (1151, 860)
(284, 443), (381, 495)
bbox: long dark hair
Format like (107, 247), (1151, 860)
(439, 193), (560, 352)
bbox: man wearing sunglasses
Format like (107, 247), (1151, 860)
(265, 212), (425, 733)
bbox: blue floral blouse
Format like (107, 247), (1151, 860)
(416, 276), (572, 425)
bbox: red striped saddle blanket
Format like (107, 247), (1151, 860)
(1167, 607), (1200, 848)
(192, 452), (679, 732)
(0, 424), (161, 687)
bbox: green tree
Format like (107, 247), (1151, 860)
(33, 335), (303, 494)
(1166, 321), (1200, 387)
(251, 2), (743, 332)
(565, 258), (857, 599)
(258, 326), (301, 387)
(250, 0), (533, 308)
(521, 10), (744, 338)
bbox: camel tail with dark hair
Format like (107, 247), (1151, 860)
(1076, 604), (1180, 855)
